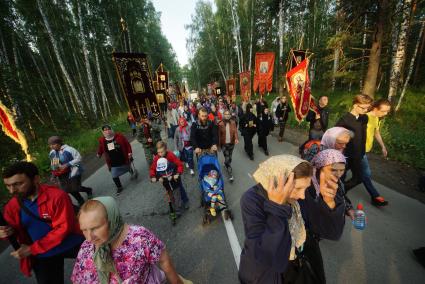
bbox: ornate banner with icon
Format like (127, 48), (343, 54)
(112, 52), (161, 119)
(226, 78), (236, 101)
(285, 58), (313, 122)
(239, 71), (251, 102)
(253, 52), (275, 96)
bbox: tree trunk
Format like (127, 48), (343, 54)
(278, 0), (285, 96)
(413, 19), (425, 84)
(248, 0), (254, 71)
(332, 0), (343, 92)
(229, 0), (241, 73)
(78, 1), (97, 117)
(362, 0), (388, 98)
(37, 0), (86, 116)
(396, 19), (425, 112)
(95, 48), (110, 117)
(388, 0), (414, 101)
(360, 14), (368, 91)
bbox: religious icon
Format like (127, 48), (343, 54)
(160, 75), (166, 81)
(229, 84), (234, 91)
(260, 61), (269, 73)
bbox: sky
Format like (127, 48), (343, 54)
(152, 0), (200, 67)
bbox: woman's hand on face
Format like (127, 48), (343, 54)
(319, 171), (338, 208)
(266, 172), (295, 205)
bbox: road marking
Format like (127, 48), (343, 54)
(222, 213), (242, 270)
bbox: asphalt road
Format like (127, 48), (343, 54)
(1, 131), (425, 284)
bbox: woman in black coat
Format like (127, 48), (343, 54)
(239, 103), (257, 160)
(256, 107), (274, 156)
(239, 152), (347, 284)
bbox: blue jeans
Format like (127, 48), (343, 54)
(178, 178), (189, 204)
(361, 155), (380, 199)
(181, 148), (194, 170)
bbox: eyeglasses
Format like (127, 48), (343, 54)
(356, 105), (370, 111)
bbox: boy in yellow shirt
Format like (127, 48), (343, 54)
(364, 99), (391, 206)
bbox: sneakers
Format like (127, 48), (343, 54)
(372, 196), (388, 207)
(116, 187), (124, 196)
(210, 207), (217, 217)
(185, 163), (189, 168)
(264, 150), (269, 156)
(229, 176), (234, 182)
(190, 169), (195, 175)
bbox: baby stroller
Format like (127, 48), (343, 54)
(197, 153), (233, 224)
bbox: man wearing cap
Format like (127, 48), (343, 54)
(48, 136), (93, 205)
(97, 124), (136, 195)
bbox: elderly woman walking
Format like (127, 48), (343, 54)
(71, 197), (190, 284)
(239, 154), (346, 283)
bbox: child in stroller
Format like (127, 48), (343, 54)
(198, 153), (232, 223)
(202, 170), (224, 216)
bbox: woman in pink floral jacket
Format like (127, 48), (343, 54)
(71, 197), (183, 284)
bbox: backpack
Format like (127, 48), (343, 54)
(299, 140), (322, 161)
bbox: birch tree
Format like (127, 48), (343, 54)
(36, 0), (86, 116)
(388, 0), (414, 101)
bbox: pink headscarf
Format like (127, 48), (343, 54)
(321, 127), (352, 149)
(310, 149), (346, 195)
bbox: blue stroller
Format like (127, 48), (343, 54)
(197, 153), (233, 224)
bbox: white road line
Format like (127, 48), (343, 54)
(222, 213), (242, 270)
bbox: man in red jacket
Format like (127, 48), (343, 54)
(0, 161), (84, 283)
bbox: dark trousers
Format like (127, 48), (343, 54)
(258, 135), (268, 152)
(243, 134), (254, 156)
(222, 143), (235, 168)
(113, 177), (122, 188)
(279, 121), (287, 138)
(58, 175), (91, 205)
(33, 243), (81, 284)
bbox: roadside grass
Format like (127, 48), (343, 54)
(0, 112), (129, 206)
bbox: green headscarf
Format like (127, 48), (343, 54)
(92, 196), (125, 284)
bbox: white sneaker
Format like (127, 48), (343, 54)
(185, 163), (189, 168)
(190, 169), (195, 175)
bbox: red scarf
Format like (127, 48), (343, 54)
(178, 117), (188, 135)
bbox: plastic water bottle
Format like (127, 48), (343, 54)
(352, 203), (366, 230)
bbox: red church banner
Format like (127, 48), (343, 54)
(285, 58), (312, 122)
(226, 78), (236, 100)
(239, 71), (251, 102)
(253, 52), (275, 96)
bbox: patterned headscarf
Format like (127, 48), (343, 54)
(92, 197), (125, 284)
(311, 149), (346, 195)
(321, 127), (352, 150)
(252, 154), (310, 260)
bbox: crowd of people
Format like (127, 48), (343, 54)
(0, 90), (394, 283)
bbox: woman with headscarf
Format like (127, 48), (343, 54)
(174, 117), (195, 175)
(97, 125), (136, 195)
(301, 126), (353, 162)
(239, 154), (346, 284)
(71, 197), (186, 284)
(239, 103), (257, 160)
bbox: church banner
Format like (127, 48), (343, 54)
(226, 78), (236, 101)
(239, 71), (251, 102)
(285, 58), (312, 122)
(112, 52), (161, 119)
(253, 52), (275, 96)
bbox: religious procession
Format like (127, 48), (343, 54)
(0, 0), (425, 284)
